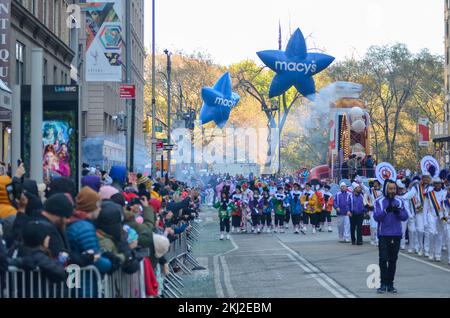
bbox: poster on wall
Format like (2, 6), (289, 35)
(81, 1), (123, 82)
(21, 86), (79, 186)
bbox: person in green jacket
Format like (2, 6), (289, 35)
(214, 191), (232, 241)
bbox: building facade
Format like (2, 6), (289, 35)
(79, 0), (147, 171)
(0, 0), (75, 164)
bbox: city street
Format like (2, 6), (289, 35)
(184, 206), (450, 298)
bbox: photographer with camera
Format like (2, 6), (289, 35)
(374, 180), (409, 294)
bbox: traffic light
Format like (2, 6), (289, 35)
(143, 118), (151, 134)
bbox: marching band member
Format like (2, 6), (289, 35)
(443, 185), (450, 265)
(348, 183), (367, 245)
(333, 183), (352, 243)
(425, 177), (447, 262)
(284, 184), (292, 229)
(366, 180), (382, 246)
(395, 180), (413, 251)
(374, 180), (409, 294)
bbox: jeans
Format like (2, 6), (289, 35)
(378, 236), (401, 286)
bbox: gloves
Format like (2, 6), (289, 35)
(80, 251), (96, 266)
(102, 252), (122, 274)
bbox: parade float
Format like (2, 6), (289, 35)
(309, 82), (372, 182)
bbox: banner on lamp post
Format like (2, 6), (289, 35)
(82, 1), (123, 82)
(418, 117), (430, 147)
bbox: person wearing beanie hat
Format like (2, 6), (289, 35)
(81, 175), (102, 193)
(65, 192), (113, 275)
(17, 221), (67, 284)
(109, 166), (127, 192)
(99, 185), (119, 200)
(76, 187), (102, 216)
(95, 201), (141, 274)
(152, 233), (170, 258)
(348, 182), (367, 245)
(0, 175), (17, 219)
(123, 224), (139, 249)
(46, 177), (77, 200)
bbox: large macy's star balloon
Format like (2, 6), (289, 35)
(199, 72), (241, 129)
(257, 28), (335, 100)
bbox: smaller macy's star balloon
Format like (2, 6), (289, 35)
(199, 72), (241, 129)
(257, 28), (335, 100)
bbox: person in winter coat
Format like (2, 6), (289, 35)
(348, 183), (368, 245)
(290, 183), (303, 234)
(17, 221), (67, 284)
(95, 201), (140, 274)
(109, 166), (127, 192)
(334, 183), (352, 243)
(374, 180), (409, 294)
(0, 175), (17, 219)
(81, 175), (102, 193)
(66, 187), (112, 275)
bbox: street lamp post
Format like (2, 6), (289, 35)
(164, 49), (172, 176)
(151, 0), (157, 177)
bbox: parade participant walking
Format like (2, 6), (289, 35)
(374, 180), (409, 294)
(366, 180), (382, 246)
(425, 177), (447, 262)
(443, 185), (450, 265)
(241, 183), (254, 233)
(334, 183), (351, 243)
(215, 192), (232, 240)
(348, 183), (367, 245)
(248, 191), (262, 234)
(284, 184), (292, 229)
(395, 180), (418, 253)
(321, 185), (334, 233)
(231, 186), (243, 233)
(273, 187), (287, 233)
(301, 184), (316, 234)
(290, 183), (303, 234)
(261, 190), (273, 233)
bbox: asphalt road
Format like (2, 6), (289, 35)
(183, 206), (450, 298)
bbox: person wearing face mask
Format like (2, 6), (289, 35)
(374, 180), (409, 294)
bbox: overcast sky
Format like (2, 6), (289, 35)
(144, 0), (444, 66)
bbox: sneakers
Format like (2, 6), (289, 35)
(371, 241), (376, 246)
(266, 227), (271, 234)
(251, 227), (255, 233)
(407, 249), (414, 254)
(428, 254), (434, 261)
(418, 250), (423, 257)
(294, 229), (299, 234)
(273, 228), (278, 233)
(231, 227), (235, 233)
(285, 225), (289, 230)
(387, 285), (397, 294)
(344, 239), (351, 243)
(226, 234), (230, 240)
(300, 228), (306, 235)
(328, 226), (333, 233)
(425, 252), (430, 257)
(435, 256), (441, 262)
(220, 233), (224, 240)
(377, 284), (387, 294)
(312, 228), (316, 234)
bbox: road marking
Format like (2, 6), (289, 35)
(286, 254), (344, 298)
(213, 255), (224, 298)
(220, 256), (237, 298)
(278, 241), (357, 298)
(213, 236), (239, 298)
(400, 253), (450, 273)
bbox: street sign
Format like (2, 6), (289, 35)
(120, 84), (136, 99)
(155, 126), (163, 133)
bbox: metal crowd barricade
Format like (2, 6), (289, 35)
(1, 265), (104, 298)
(103, 262), (145, 298)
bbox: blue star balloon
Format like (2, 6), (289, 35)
(257, 28), (335, 100)
(200, 72), (240, 128)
